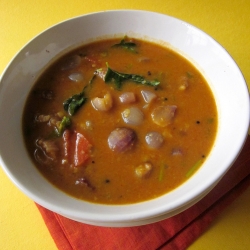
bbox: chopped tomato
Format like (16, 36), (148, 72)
(63, 130), (92, 167)
(74, 132), (91, 166)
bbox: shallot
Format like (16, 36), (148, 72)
(141, 90), (156, 104)
(69, 72), (84, 82)
(108, 127), (136, 152)
(151, 105), (177, 127)
(145, 132), (164, 149)
(119, 92), (136, 104)
(121, 107), (144, 126)
(91, 92), (113, 111)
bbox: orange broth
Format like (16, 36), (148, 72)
(23, 37), (217, 204)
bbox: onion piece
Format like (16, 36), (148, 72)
(151, 105), (177, 127)
(119, 92), (136, 104)
(121, 107), (144, 126)
(135, 162), (153, 178)
(69, 72), (84, 82)
(141, 90), (156, 104)
(172, 148), (183, 156)
(108, 127), (136, 152)
(145, 132), (164, 149)
(91, 92), (113, 111)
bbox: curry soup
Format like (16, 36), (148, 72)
(23, 37), (217, 204)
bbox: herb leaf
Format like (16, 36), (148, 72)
(56, 116), (71, 136)
(112, 38), (137, 52)
(104, 65), (160, 89)
(186, 159), (203, 178)
(63, 92), (87, 116)
(159, 163), (167, 181)
(63, 75), (96, 116)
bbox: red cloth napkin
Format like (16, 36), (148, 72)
(36, 136), (250, 250)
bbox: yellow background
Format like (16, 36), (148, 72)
(1, 0), (250, 249)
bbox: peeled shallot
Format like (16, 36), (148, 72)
(121, 107), (144, 126)
(151, 105), (177, 127)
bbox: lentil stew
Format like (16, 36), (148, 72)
(22, 37), (217, 204)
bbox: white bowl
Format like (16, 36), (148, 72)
(0, 10), (249, 227)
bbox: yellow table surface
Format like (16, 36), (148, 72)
(1, 1), (250, 249)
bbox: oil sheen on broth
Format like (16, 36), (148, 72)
(23, 37), (217, 204)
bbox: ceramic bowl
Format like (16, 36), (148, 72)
(0, 10), (249, 227)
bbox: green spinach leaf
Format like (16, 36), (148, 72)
(104, 65), (160, 89)
(112, 38), (137, 52)
(56, 116), (71, 136)
(63, 93), (87, 116)
(63, 75), (96, 116)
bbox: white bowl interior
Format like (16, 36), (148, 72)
(0, 10), (249, 227)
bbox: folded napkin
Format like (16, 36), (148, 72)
(36, 136), (250, 250)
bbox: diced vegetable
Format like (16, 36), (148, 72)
(135, 162), (153, 178)
(119, 92), (136, 104)
(108, 127), (136, 152)
(63, 130), (92, 167)
(121, 107), (144, 126)
(91, 92), (113, 111)
(74, 132), (92, 167)
(141, 90), (156, 104)
(151, 105), (177, 127)
(145, 131), (164, 149)
(69, 72), (84, 82)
